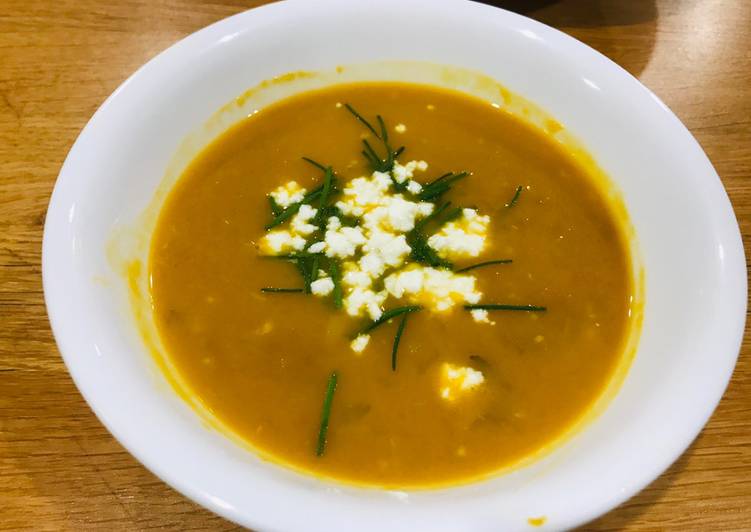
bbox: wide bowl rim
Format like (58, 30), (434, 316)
(42, 0), (747, 530)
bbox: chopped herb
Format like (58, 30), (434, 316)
(455, 259), (513, 273)
(407, 204), (454, 269)
(315, 166), (335, 225)
(413, 201), (452, 233)
(425, 172), (453, 187)
(391, 313), (409, 371)
(440, 206), (464, 224)
(264, 202), (301, 230)
(506, 185), (523, 208)
(356, 305), (422, 337)
(260, 251), (321, 260)
(329, 260), (343, 309)
(310, 255), (320, 282)
(295, 257), (314, 294)
(418, 172), (469, 201)
(316, 371), (338, 457)
(344, 103), (380, 138)
(268, 196), (282, 216)
(302, 156), (327, 172)
(464, 304), (547, 312)
(344, 103), (403, 172)
(264, 169), (340, 230)
(408, 231), (452, 269)
(260, 287), (304, 293)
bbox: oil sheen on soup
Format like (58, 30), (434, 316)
(150, 82), (635, 487)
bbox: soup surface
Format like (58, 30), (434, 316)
(150, 82), (634, 487)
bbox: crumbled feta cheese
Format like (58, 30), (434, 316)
(406, 180), (422, 195)
(384, 266), (482, 311)
(344, 287), (387, 320)
(335, 172), (392, 216)
(350, 334), (370, 353)
(290, 204), (318, 236)
(394, 123), (407, 133)
(269, 181), (306, 208)
(260, 230), (306, 254)
(311, 277), (334, 296)
(342, 263), (373, 289)
(471, 309), (495, 325)
(427, 208), (490, 260)
(324, 226), (366, 258)
(308, 241), (326, 254)
(361, 230), (411, 271)
(439, 363), (485, 401)
(391, 160), (428, 184)
(259, 160), (496, 328)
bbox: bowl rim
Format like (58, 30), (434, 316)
(42, 0), (747, 530)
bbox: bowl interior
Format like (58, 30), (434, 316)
(43, 1), (745, 530)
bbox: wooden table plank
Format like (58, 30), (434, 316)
(1, 1), (748, 530)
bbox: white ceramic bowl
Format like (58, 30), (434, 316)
(43, 0), (746, 530)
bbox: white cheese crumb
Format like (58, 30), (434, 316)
(439, 363), (485, 401)
(471, 309), (495, 325)
(391, 160), (428, 184)
(311, 277), (335, 296)
(384, 266), (482, 311)
(260, 230), (306, 254)
(290, 204), (318, 236)
(406, 180), (422, 195)
(360, 230), (411, 273)
(427, 208), (490, 260)
(394, 123), (407, 133)
(344, 287), (387, 320)
(335, 172), (392, 216)
(350, 334), (370, 353)
(269, 181), (306, 208)
(307, 241), (326, 254)
(327, 216), (341, 230)
(342, 263), (373, 289)
(324, 226), (367, 258)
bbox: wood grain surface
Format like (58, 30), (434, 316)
(1, 0), (749, 530)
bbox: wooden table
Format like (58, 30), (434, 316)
(1, 1), (749, 529)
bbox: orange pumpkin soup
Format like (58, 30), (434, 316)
(149, 82), (635, 487)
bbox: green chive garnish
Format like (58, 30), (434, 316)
(264, 202), (301, 230)
(329, 260), (342, 309)
(464, 304), (547, 312)
(344, 103), (380, 138)
(260, 252), (320, 260)
(264, 173), (337, 230)
(316, 371), (338, 457)
(391, 313), (409, 372)
(455, 259), (513, 273)
(406, 202), (455, 269)
(310, 255), (320, 283)
(302, 156), (327, 172)
(506, 185), (523, 208)
(315, 167), (334, 225)
(260, 287), (304, 293)
(268, 196), (282, 216)
(356, 305), (422, 337)
(344, 103), (402, 172)
(418, 172), (469, 201)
